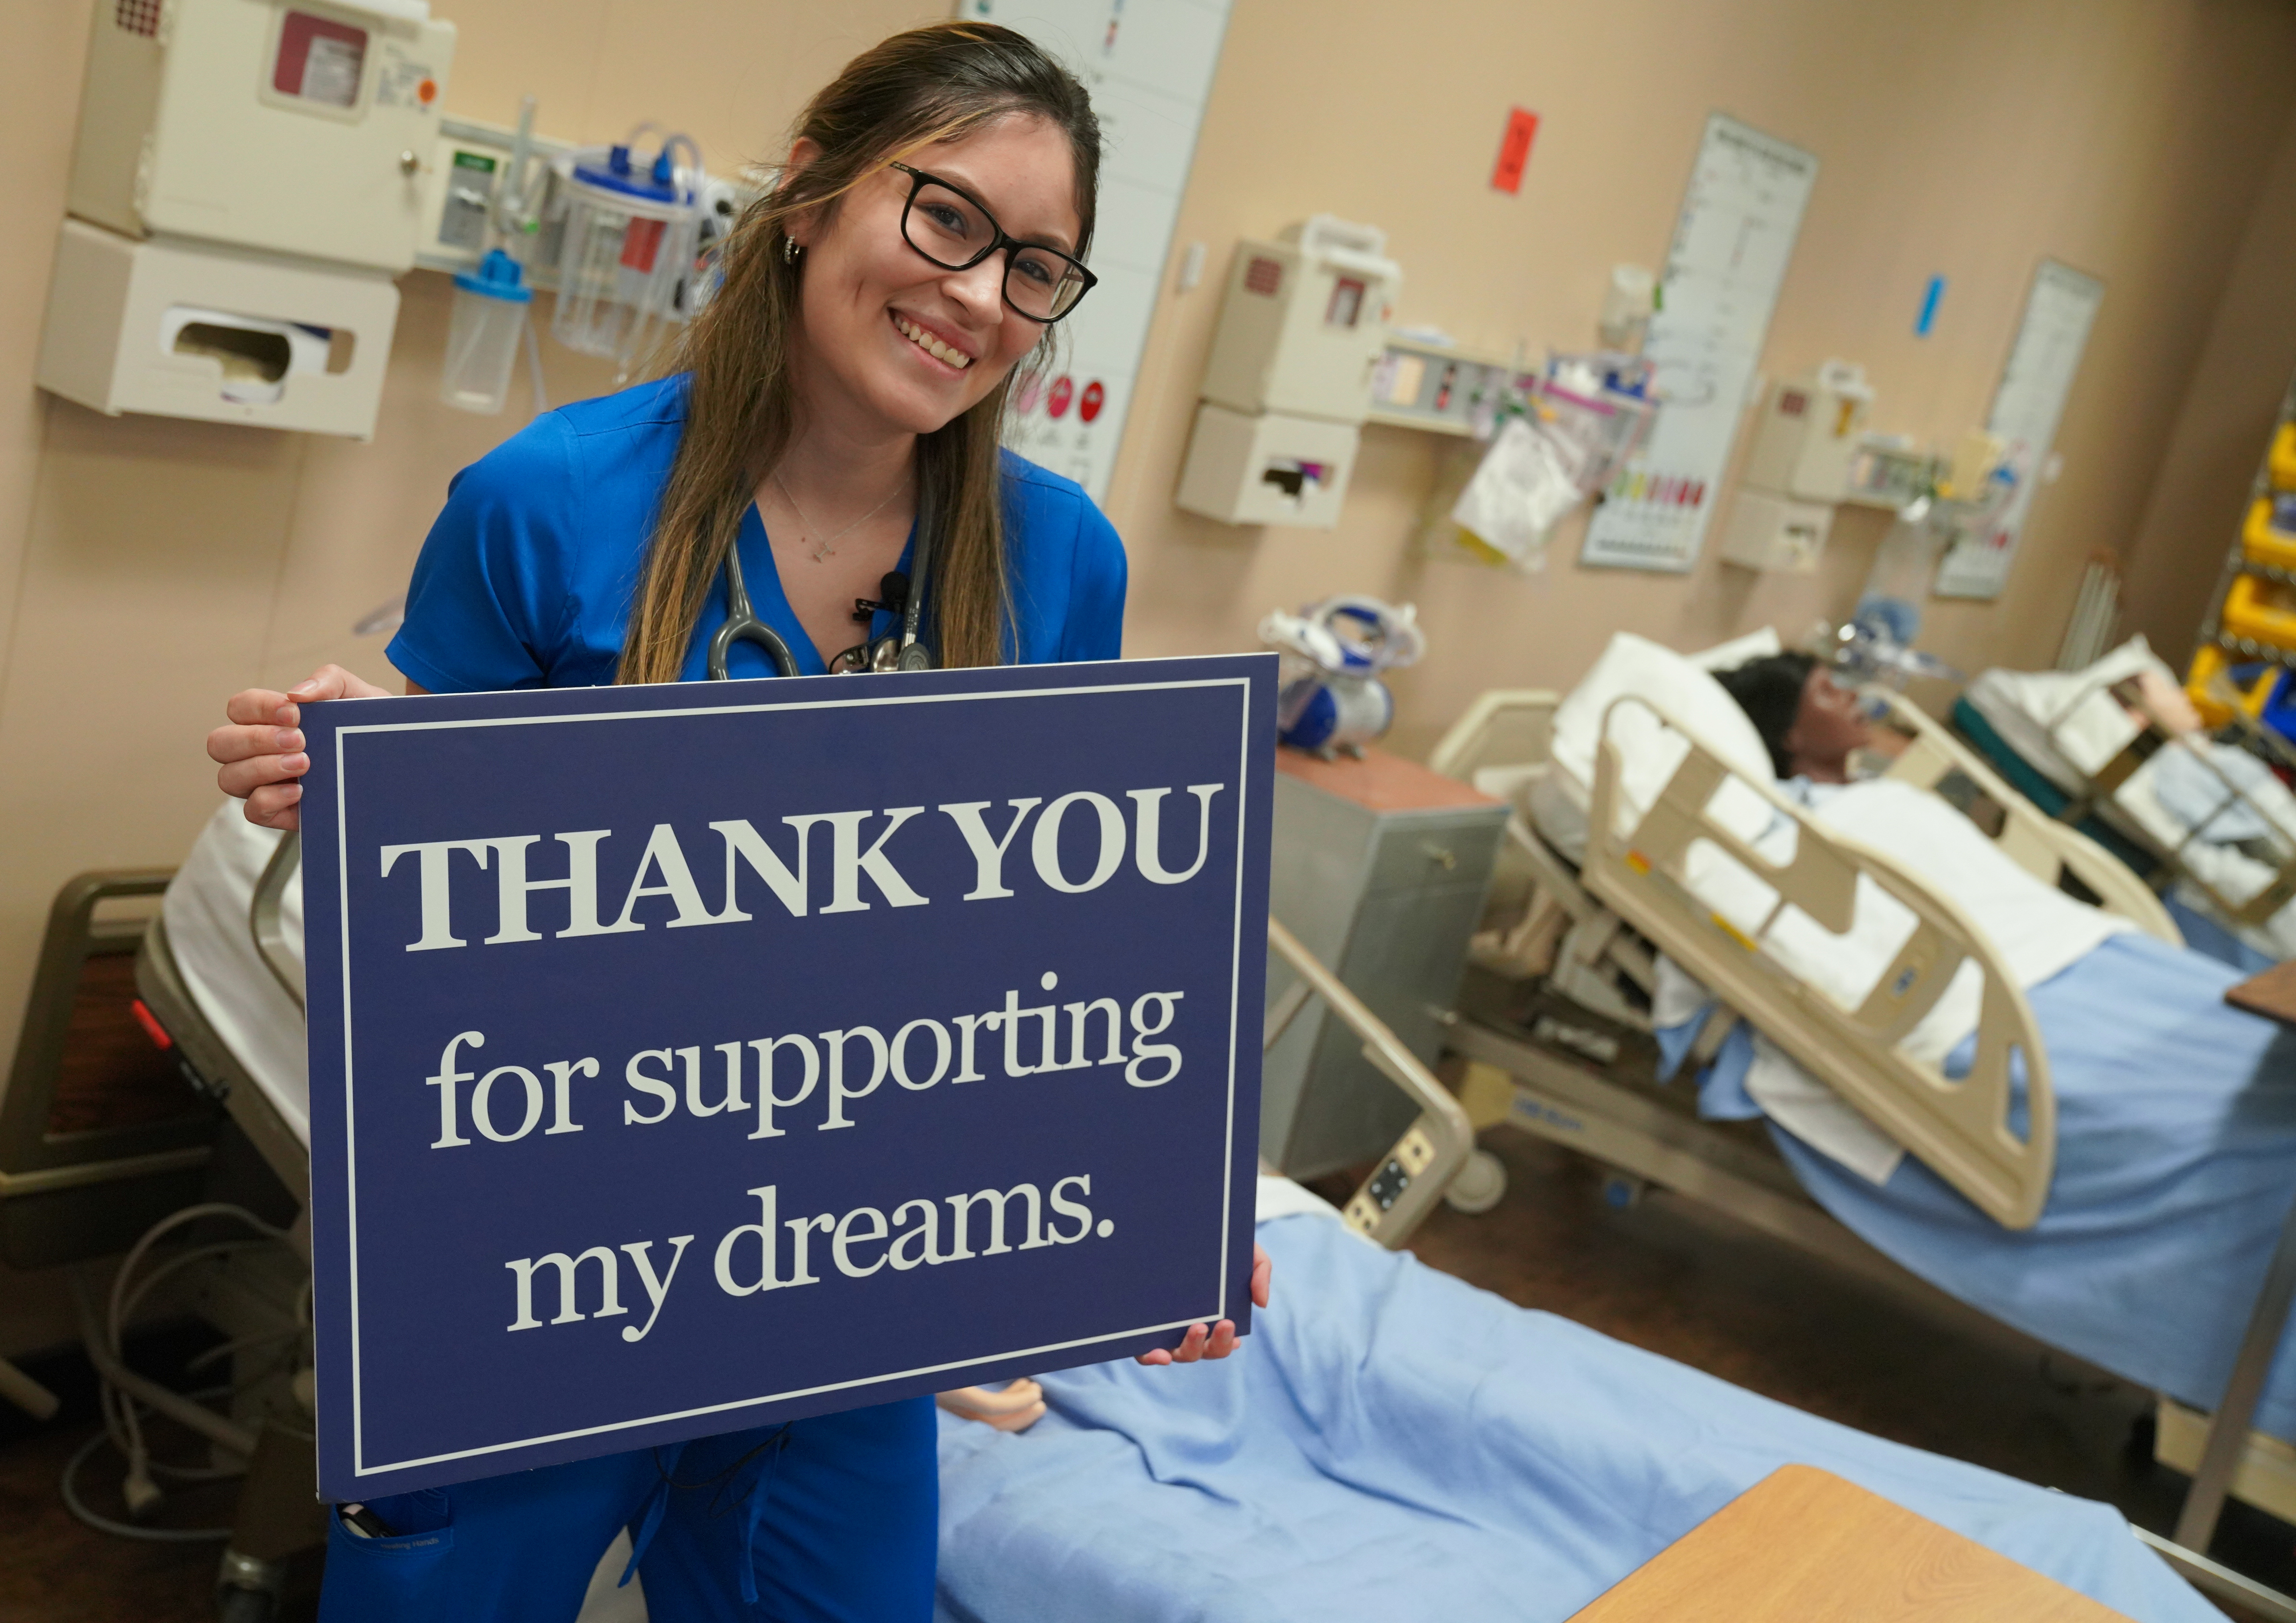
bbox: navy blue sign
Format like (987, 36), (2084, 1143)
(300, 654), (1274, 1498)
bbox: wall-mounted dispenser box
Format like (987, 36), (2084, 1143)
(37, 219), (398, 439)
(1715, 487), (1832, 573)
(1175, 403), (1357, 529)
(1740, 360), (1873, 504)
(68, 0), (456, 275)
(1198, 216), (1402, 424)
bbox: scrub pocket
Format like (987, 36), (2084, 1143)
(320, 1497), (456, 1622)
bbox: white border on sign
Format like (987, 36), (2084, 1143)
(331, 673), (1255, 1479)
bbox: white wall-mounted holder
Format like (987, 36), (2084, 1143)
(37, 220), (399, 440)
(69, 0), (457, 276)
(1716, 486), (1833, 573)
(1175, 402), (1357, 530)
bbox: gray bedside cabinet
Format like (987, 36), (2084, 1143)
(1262, 744), (1504, 1179)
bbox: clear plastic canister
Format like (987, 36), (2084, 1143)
(441, 250), (532, 415)
(547, 137), (702, 371)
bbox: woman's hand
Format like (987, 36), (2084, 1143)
(1135, 1243), (1271, 1366)
(208, 664), (398, 832)
(935, 1378), (1047, 1433)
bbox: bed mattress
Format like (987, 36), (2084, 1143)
(162, 801), (311, 1147)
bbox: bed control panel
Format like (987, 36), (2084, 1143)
(1343, 1121), (1439, 1240)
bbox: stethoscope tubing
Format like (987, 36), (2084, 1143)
(702, 492), (936, 682)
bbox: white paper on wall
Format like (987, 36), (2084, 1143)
(962, 0), (1233, 503)
(1933, 259), (2103, 601)
(1581, 114), (1818, 573)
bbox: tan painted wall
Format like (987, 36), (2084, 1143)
(1107, 0), (2296, 756)
(0, 0), (2290, 1348)
(2117, 101), (2296, 668)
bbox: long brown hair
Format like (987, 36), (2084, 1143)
(615, 22), (1101, 683)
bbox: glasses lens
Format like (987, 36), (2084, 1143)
(1005, 244), (1088, 321)
(905, 181), (993, 269)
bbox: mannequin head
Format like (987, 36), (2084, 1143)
(1717, 652), (1871, 782)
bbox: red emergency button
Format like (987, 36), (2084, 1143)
(1046, 375), (1074, 419)
(418, 78), (437, 105)
(1078, 381), (1104, 423)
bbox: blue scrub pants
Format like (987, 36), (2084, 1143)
(318, 1397), (936, 1622)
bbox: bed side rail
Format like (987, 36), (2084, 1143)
(1426, 689), (1561, 783)
(251, 831), (304, 1012)
(1868, 690), (2184, 946)
(1585, 696), (2055, 1230)
(1265, 918), (1473, 1248)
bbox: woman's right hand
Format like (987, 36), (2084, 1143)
(208, 664), (398, 832)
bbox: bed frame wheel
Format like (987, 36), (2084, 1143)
(1443, 1148), (1508, 1215)
(1598, 1171), (1648, 1212)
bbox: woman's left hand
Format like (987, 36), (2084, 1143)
(1135, 1243), (1271, 1366)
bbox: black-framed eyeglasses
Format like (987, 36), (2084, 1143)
(890, 161), (1095, 324)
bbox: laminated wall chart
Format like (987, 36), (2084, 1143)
(1582, 115), (1818, 572)
(966, 0), (1232, 501)
(1933, 260), (2104, 600)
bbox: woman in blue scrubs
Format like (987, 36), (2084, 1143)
(208, 21), (1269, 1620)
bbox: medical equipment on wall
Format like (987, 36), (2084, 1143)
(40, 0), (459, 437)
(439, 249), (534, 414)
(1741, 361), (1874, 501)
(1715, 361), (1873, 573)
(1854, 450), (2020, 647)
(1596, 265), (1656, 354)
(1261, 596), (1425, 757)
(1176, 217), (1403, 529)
(38, 222), (401, 439)
(1444, 354), (1657, 573)
(544, 130), (709, 372)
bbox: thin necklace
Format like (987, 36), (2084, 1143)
(773, 471), (904, 563)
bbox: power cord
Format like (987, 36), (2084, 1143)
(65, 1203), (300, 1539)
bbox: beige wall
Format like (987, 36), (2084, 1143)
(2117, 99), (2296, 666)
(1106, 0), (2296, 754)
(0, 0), (2291, 1346)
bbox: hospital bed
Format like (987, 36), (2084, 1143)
(933, 1172), (2221, 1622)
(1958, 636), (2296, 966)
(1429, 631), (2296, 1620)
(2, 799), (1476, 1620)
(8, 797), (2229, 1622)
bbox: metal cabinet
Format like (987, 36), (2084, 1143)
(1262, 747), (1503, 1178)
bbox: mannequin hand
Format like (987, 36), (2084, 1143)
(209, 664), (398, 831)
(935, 1379), (1046, 1432)
(1136, 1243), (1271, 1366)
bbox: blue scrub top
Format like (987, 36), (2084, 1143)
(386, 375), (1126, 693)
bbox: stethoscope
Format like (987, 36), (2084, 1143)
(705, 475), (937, 679)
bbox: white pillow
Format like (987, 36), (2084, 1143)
(1686, 626), (1783, 672)
(1547, 633), (1779, 831)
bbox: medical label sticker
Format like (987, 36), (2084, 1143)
(298, 655), (1275, 1497)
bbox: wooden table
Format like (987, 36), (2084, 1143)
(2227, 955), (2296, 1025)
(1566, 1465), (2133, 1621)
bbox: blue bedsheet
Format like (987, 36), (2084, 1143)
(934, 1210), (2209, 1622)
(1684, 932), (2296, 1440)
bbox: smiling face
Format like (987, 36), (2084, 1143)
(785, 115), (1083, 441)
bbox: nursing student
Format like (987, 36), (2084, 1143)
(205, 22), (1271, 1621)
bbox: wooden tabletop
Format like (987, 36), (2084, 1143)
(1273, 742), (1499, 813)
(1566, 1465), (2133, 1622)
(2227, 956), (2296, 1025)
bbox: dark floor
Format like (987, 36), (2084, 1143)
(4, 1125), (2287, 1619)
